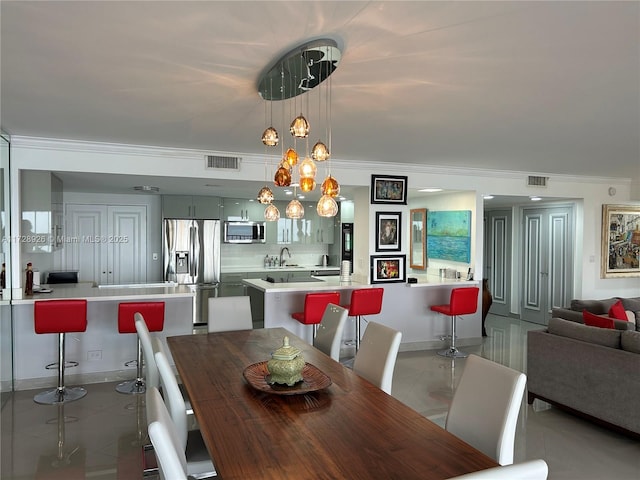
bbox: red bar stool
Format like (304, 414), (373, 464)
(116, 302), (165, 394)
(343, 288), (384, 351)
(34, 299), (88, 405)
(430, 287), (479, 358)
(291, 292), (340, 337)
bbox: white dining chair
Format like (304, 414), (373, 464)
(208, 296), (253, 332)
(146, 391), (189, 480)
(154, 348), (216, 478)
(313, 303), (348, 361)
(352, 321), (402, 395)
(446, 354), (527, 466)
(446, 459), (548, 479)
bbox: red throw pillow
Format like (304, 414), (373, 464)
(583, 310), (615, 329)
(608, 299), (628, 321)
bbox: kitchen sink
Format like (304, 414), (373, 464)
(264, 275), (325, 283)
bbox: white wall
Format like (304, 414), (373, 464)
(9, 137), (639, 299)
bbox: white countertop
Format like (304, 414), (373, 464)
(223, 265), (340, 274)
(11, 283), (196, 305)
(243, 274), (478, 293)
(406, 274), (480, 287)
(243, 276), (366, 293)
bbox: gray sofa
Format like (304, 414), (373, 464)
(551, 297), (640, 331)
(527, 317), (640, 437)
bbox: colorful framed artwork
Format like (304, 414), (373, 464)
(371, 254), (406, 283)
(376, 211), (402, 252)
(426, 210), (471, 263)
(371, 175), (407, 205)
(601, 204), (640, 278)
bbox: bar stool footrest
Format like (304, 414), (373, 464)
(45, 361), (79, 370)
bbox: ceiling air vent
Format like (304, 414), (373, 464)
(527, 175), (548, 187)
(205, 155), (241, 170)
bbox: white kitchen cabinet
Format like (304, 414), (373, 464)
(20, 171), (63, 253)
(221, 197), (264, 221)
(64, 204), (147, 285)
(274, 201), (334, 244)
(162, 195), (220, 219)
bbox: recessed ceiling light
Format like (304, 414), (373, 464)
(418, 188), (443, 193)
(284, 190), (293, 195)
(483, 195), (494, 200)
(133, 185), (160, 193)
(530, 196), (542, 201)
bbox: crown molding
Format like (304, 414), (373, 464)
(10, 135), (629, 186)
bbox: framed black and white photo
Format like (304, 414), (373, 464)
(376, 211), (401, 252)
(370, 255), (406, 283)
(371, 175), (407, 204)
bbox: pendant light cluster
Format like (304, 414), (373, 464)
(257, 39), (342, 220)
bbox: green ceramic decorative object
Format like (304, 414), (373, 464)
(267, 336), (305, 386)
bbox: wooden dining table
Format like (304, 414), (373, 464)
(167, 327), (499, 479)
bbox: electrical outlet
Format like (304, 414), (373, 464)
(88, 350), (102, 361)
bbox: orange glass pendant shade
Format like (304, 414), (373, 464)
(286, 199), (304, 219)
(299, 176), (316, 192)
(274, 167), (291, 187)
(321, 175), (340, 197)
(285, 148), (298, 167)
(264, 203), (280, 221)
(311, 141), (330, 162)
(317, 195), (338, 217)
(262, 126), (279, 146)
(290, 114), (310, 138)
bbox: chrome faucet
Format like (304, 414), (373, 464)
(279, 247), (291, 267)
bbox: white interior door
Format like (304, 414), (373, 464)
(484, 209), (512, 317)
(65, 204), (108, 284)
(107, 206), (147, 285)
(521, 206), (573, 325)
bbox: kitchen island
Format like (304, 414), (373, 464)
(11, 283), (195, 390)
(243, 275), (480, 348)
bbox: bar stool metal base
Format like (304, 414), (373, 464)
(116, 338), (146, 395)
(34, 386), (87, 405)
(116, 378), (146, 395)
(437, 347), (468, 358)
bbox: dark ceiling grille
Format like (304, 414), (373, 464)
(205, 155), (241, 170)
(527, 175), (548, 187)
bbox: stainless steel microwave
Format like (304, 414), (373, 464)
(223, 221), (266, 244)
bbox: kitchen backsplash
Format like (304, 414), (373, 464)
(220, 243), (331, 269)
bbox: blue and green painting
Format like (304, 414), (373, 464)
(427, 210), (471, 263)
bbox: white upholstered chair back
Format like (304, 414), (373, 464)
(154, 347), (189, 451)
(208, 296), (253, 333)
(146, 387), (188, 480)
(313, 303), (348, 361)
(446, 354), (527, 465)
(135, 313), (160, 390)
(352, 321), (402, 395)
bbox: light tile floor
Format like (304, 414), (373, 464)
(2, 314), (639, 479)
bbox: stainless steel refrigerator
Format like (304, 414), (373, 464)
(163, 219), (221, 325)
